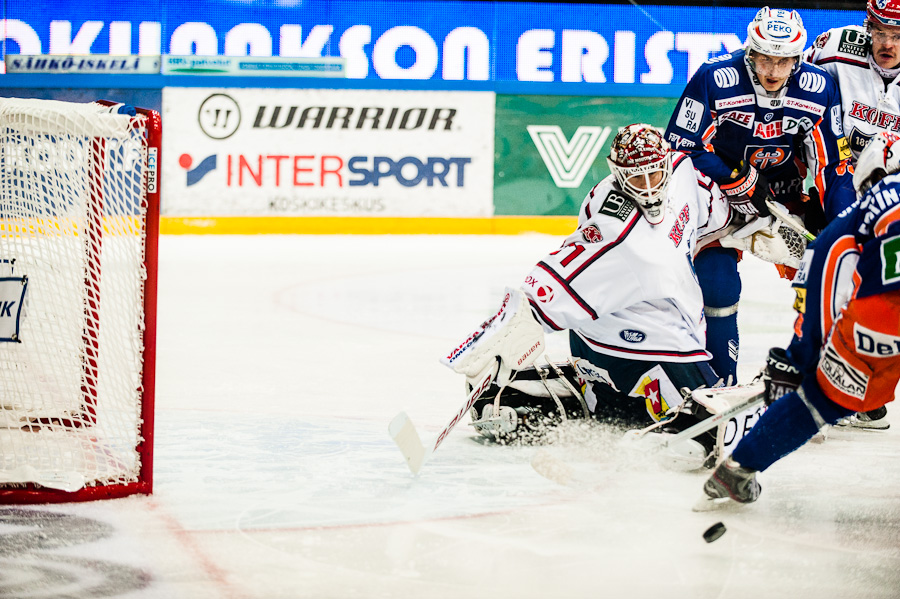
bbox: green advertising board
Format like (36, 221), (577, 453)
(494, 95), (678, 216)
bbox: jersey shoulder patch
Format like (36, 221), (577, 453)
(597, 189), (636, 222)
(812, 26), (869, 63)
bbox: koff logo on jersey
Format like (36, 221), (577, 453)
(848, 101), (900, 132)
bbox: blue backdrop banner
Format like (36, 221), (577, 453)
(0, 1), (864, 92)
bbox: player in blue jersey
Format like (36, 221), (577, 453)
(701, 130), (900, 505)
(665, 7), (856, 383)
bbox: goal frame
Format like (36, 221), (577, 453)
(0, 101), (160, 504)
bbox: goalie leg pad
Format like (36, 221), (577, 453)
(468, 361), (588, 443)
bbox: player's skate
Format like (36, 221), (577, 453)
(836, 406), (890, 430)
(694, 457), (760, 511)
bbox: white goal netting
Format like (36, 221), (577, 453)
(0, 98), (155, 494)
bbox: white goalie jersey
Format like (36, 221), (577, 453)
(806, 25), (900, 160)
(521, 153), (732, 363)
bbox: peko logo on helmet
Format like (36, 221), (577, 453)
(746, 8), (806, 58)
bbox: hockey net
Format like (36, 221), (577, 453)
(0, 98), (159, 503)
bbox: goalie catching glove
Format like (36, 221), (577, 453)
(441, 287), (545, 388)
(719, 162), (771, 217)
(718, 202), (807, 269)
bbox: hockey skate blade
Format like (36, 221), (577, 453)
(692, 494), (736, 513)
(389, 412), (428, 475)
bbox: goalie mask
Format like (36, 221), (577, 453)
(853, 131), (900, 196)
(607, 124), (672, 225)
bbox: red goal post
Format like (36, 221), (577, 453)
(0, 97), (160, 503)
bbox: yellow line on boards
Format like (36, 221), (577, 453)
(159, 216), (578, 235)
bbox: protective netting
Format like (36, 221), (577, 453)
(0, 99), (150, 492)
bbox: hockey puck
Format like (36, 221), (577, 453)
(703, 522), (726, 543)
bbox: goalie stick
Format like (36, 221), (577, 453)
(633, 383), (766, 454)
(389, 363), (500, 475)
(765, 198), (816, 242)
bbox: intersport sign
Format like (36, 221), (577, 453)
(162, 88), (494, 217)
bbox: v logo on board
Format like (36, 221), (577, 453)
(527, 125), (611, 189)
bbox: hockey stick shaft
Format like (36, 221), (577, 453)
(765, 198), (816, 242)
(654, 391), (766, 451)
(389, 365), (497, 475)
(433, 366), (496, 452)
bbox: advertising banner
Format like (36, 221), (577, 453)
(0, 2), (861, 92)
(494, 95), (677, 216)
(4, 54), (160, 74)
(162, 55), (345, 77)
(163, 87), (494, 217)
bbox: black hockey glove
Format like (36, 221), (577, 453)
(803, 187), (827, 237)
(719, 163), (771, 217)
(763, 347), (802, 405)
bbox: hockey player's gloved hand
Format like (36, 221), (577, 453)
(719, 163), (771, 217)
(763, 347), (802, 405)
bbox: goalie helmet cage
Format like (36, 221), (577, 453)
(0, 98), (159, 504)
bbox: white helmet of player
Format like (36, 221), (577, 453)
(745, 7), (807, 58)
(607, 124), (672, 225)
(853, 131), (900, 196)
(867, 0), (900, 28)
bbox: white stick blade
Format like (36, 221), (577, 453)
(389, 411), (427, 475)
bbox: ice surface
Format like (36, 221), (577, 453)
(1, 234), (898, 599)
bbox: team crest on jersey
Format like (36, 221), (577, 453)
(629, 365), (681, 421)
(581, 225), (603, 243)
(849, 128), (874, 155)
(746, 146), (789, 169)
(838, 28), (869, 58)
(536, 286), (554, 303)
(620, 329), (646, 343)
(814, 31), (830, 49)
(599, 190), (635, 221)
